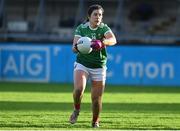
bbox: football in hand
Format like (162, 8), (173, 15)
(76, 37), (92, 54)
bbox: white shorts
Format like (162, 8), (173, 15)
(74, 62), (107, 81)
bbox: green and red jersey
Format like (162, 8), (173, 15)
(74, 22), (112, 68)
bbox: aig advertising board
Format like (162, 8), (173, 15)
(0, 43), (179, 86)
(0, 43), (74, 83)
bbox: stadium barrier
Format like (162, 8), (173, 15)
(0, 43), (180, 86)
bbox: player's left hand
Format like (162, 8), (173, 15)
(91, 40), (104, 51)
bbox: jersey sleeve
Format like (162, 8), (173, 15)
(103, 24), (112, 35)
(74, 25), (82, 37)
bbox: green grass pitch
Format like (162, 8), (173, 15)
(0, 82), (180, 130)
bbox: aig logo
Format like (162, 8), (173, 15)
(1, 46), (50, 82)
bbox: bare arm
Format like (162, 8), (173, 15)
(72, 36), (81, 53)
(103, 31), (117, 46)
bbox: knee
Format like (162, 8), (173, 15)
(74, 88), (83, 96)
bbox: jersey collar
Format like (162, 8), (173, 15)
(88, 22), (98, 30)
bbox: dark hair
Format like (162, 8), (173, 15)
(86, 4), (104, 22)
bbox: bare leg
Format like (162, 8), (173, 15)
(91, 80), (105, 124)
(69, 70), (88, 124)
(73, 70), (88, 110)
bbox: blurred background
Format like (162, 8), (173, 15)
(0, 0), (180, 86)
(0, 0), (179, 43)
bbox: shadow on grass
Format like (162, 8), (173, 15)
(0, 82), (180, 93)
(1, 101), (180, 113)
(0, 122), (92, 129)
(0, 82), (74, 93)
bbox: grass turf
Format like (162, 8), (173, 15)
(0, 82), (180, 130)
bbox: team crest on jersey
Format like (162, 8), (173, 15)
(91, 33), (96, 39)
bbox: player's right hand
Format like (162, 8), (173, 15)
(72, 43), (79, 53)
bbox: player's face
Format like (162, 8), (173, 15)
(89, 9), (103, 28)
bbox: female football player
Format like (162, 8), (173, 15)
(69, 4), (117, 128)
